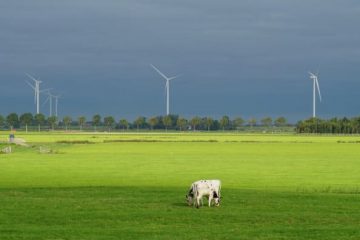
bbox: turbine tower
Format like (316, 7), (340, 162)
(309, 72), (322, 118)
(150, 64), (179, 115)
(25, 74), (42, 114)
(53, 94), (61, 118)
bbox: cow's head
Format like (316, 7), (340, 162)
(213, 191), (220, 206)
(214, 197), (220, 206)
(185, 194), (193, 206)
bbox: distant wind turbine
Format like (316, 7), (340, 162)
(53, 94), (61, 118)
(150, 64), (180, 115)
(309, 72), (322, 118)
(25, 73), (50, 114)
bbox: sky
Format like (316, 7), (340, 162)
(0, 0), (359, 122)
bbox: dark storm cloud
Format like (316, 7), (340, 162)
(1, 0), (359, 121)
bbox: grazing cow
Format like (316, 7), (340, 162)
(186, 179), (221, 208)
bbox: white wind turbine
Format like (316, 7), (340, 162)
(53, 94), (61, 118)
(25, 73), (50, 114)
(309, 72), (322, 118)
(150, 64), (179, 115)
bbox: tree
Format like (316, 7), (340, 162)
(6, 113), (19, 131)
(274, 117), (287, 127)
(204, 117), (213, 131)
(176, 117), (187, 131)
(190, 116), (201, 131)
(148, 117), (159, 130)
(0, 115), (4, 129)
(351, 117), (360, 134)
(63, 116), (72, 131)
(119, 119), (129, 131)
(20, 113), (33, 132)
(134, 116), (146, 131)
(248, 118), (257, 127)
(163, 115), (172, 131)
(34, 113), (46, 132)
(295, 116), (360, 134)
(261, 117), (272, 127)
(329, 118), (340, 134)
(233, 117), (245, 130)
(78, 116), (86, 131)
(48, 116), (58, 130)
(104, 116), (115, 132)
(92, 114), (101, 131)
(219, 116), (230, 131)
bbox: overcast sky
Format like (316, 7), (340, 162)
(1, 0), (359, 122)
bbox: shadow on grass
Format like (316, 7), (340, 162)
(172, 202), (189, 207)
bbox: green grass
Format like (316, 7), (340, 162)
(0, 132), (360, 239)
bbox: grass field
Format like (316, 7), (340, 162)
(1, 132), (360, 239)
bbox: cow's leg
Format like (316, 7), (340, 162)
(195, 190), (200, 208)
(208, 195), (213, 207)
(196, 196), (201, 208)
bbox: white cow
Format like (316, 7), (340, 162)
(186, 179), (221, 208)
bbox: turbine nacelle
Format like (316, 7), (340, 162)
(150, 64), (178, 81)
(26, 73), (42, 84)
(308, 72), (317, 79)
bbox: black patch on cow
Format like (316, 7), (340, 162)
(213, 191), (218, 198)
(187, 190), (193, 197)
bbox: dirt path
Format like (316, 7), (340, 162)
(12, 138), (29, 147)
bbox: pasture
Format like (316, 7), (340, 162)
(0, 132), (360, 239)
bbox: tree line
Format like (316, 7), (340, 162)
(296, 117), (360, 134)
(0, 113), (290, 132)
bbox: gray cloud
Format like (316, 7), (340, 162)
(0, 0), (359, 121)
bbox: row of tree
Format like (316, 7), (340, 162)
(296, 117), (360, 134)
(0, 113), (289, 131)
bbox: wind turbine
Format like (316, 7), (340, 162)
(53, 94), (61, 118)
(309, 72), (322, 118)
(25, 74), (42, 114)
(150, 64), (179, 115)
(25, 74), (50, 114)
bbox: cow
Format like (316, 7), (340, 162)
(186, 179), (221, 208)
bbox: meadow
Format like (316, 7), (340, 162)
(0, 132), (360, 239)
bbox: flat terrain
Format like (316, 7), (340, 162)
(0, 132), (360, 239)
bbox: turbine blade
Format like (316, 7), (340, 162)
(150, 64), (169, 80)
(42, 96), (49, 106)
(40, 88), (52, 93)
(25, 80), (35, 90)
(25, 80), (37, 103)
(315, 78), (322, 102)
(168, 74), (181, 81)
(26, 73), (38, 82)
